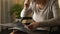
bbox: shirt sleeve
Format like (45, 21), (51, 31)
(52, 0), (60, 18)
(46, 0), (60, 26)
(38, 0), (60, 26)
(20, 2), (33, 17)
(47, 0), (60, 26)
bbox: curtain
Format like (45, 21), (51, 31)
(58, 0), (60, 8)
(0, 0), (1, 32)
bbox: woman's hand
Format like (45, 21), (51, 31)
(10, 31), (14, 34)
(28, 22), (39, 30)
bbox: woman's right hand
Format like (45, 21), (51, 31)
(24, 0), (30, 8)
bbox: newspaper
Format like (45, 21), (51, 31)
(0, 21), (31, 33)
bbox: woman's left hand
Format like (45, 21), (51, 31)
(28, 22), (39, 30)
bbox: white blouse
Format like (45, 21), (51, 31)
(20, 0), (60, 31)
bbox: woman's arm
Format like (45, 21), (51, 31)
(20, 0), (33, 17)
(38, 0), (60, 26)
(27, 0), (60, 30)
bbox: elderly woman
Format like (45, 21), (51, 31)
(11, 0), (60, 34)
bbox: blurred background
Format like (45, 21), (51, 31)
(0, 0), (60, 34)
(0, 0), (24, 34)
